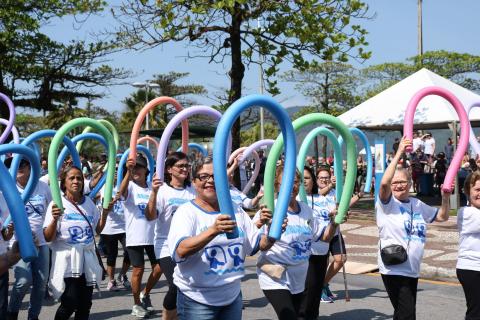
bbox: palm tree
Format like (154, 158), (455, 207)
(120, 71), (206, 130)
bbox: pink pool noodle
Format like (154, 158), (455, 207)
(404, 86), (469, 192)
(129, 97), (188, 163)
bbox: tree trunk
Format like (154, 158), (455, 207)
(228, 4), (245, 187)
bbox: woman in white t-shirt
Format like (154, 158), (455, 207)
(168, 156), (279, 320)
(298, 166), (342, 319)
(43, 166), (113, 320)
(117, 154), (160, 318)
(377, 137), (451, 319)
(147, 152), (196, 320)
(5, 158), (52, 320)
(255, 166), (337, 320)
(457, 171), (480, 320)
(315, 165), (363, 303)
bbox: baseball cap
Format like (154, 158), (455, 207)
(3, 156), (30, 169)
(135, 154), (148, 168)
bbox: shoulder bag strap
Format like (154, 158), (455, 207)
(65, 198), (99, 252)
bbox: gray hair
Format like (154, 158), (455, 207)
(393, 167), (412, 184)
(191, 155), (213, 178)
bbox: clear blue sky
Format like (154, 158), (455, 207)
(39, 0), (480, 114)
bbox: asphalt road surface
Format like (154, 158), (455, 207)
(10, 256), (466, 319)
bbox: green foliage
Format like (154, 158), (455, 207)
(14, 114), (46, 136)
(362, 50), (480, 99)
(240, 122), (279, 146)
(119, 71), (206, 130)
(0, 0), (129, 111)
(284, 61), (362, 115)
(113, 0), (371, 97)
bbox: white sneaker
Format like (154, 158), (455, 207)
(131, 304), (148, 318)
(140, 292), (154, 314)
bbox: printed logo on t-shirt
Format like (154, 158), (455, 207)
(113, 200), (124, 215)
(289, 239), (311, 261)
(203, 242), (245, 275)
(167, 198), (189, 215)
(400, 206), (427, 243)
(137, 202), (147, 217)
(283, 225), (311, 237)
(63, 213), (94, 245)
(25, 194), (46, 217)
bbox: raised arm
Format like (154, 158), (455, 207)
(145, 173), (162, 221)
(117, 158), (134, 199)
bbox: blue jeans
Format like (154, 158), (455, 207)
(8, 245), (49, 319)
(177, 290), (242, 320)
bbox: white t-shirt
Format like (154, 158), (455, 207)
(14, 181), (52, 246)
(124, 181), (155, 246)
(100, 187), (126, 235)
(301, 193), (335, 255)
(456, 206), (480, 272)
(424, 138), (435, 155)
(83, 178), (92, 195)
(412, 137), (424, 152)
(307, 189), (339, 237)
(154, 184), (196, 259)
(254, 201), (323, 294)
(39, 174), (50, 185)
(230, 186), (254, 210)
(44, 195), (100, 250)
(0, 193), (10, 255)
(168, 201), (261, 306)
(376, 195), (438, 278)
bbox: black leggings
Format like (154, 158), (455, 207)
(381, 274), (418, 320)
(55, 275), (93, 320)
(263, 289), (304, 320)
(101, 233), (130, 267)
(158, 257), (177, 310)
(299, 254), (328, 320)
(457, 268), (480, 320)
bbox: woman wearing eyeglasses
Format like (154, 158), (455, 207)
(167, 156), (280, 320)
(146, 152), (196, 320)
(297, 166), (337, 319)
(377, 137), (451, 319)
(314, 165), (363, 303)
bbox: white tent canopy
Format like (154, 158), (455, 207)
(338, 68), (480, 130)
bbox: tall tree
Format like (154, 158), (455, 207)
(112, 0), (371, 153)
(0, 0), (130, 116)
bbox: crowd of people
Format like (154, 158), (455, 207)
(0, 133), (479, 320)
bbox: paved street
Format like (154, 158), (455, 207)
(10, 253), (467, 319)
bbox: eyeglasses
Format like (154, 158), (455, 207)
(391, 181), (409, 186)
(318, 177), (330, 181)
(195, 174), (214, 182)
(173, 163), (191, 169)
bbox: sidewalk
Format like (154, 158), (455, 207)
(343, 196), (459, 282)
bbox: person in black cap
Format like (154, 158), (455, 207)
(117, 153), (160, 318)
